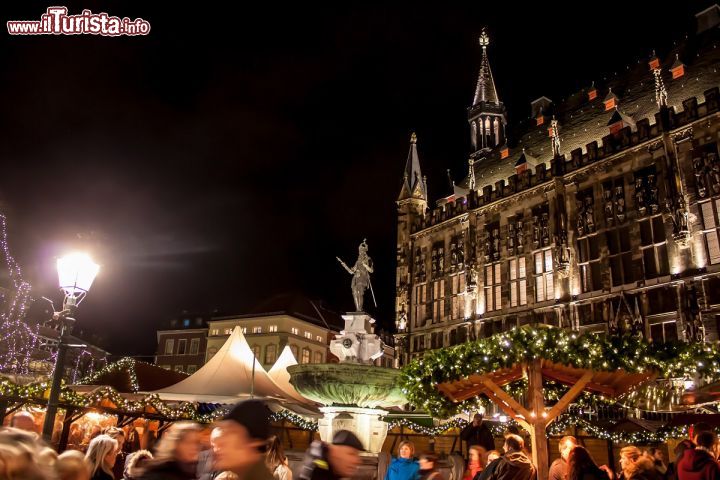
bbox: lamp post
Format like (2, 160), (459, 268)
(41, 253), (99, 442)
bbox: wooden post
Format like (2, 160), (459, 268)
(0, 399), (8, 425)
(58, 408), (76, 452)
(527, 359), (549, 480)
(606, 438), (616, 473)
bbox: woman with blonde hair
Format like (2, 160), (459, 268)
(266, 436), (292, 480)
(619, 446), (659, 480)
(85, 434), (119, 480)
(385, 441), (420, 480)
(137, 422), (201, 480)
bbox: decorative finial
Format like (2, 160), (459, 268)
(479, 28), (489, 49)
(410, 132), (417, 144)
(468, 158), (476, 191)
(550, 117), (561, 157)
(653, 67), (668, 108)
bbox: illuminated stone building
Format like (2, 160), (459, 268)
(394, 6), (720, 365)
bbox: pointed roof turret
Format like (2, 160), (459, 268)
(398, 132), (427, 201)
(473, 28), (500, 106)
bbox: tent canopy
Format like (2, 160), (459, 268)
(268, 346), (316, 405)
(151, 327), (296, 403)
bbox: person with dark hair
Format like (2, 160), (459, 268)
(690, 424), (712, 444)
(646, 448), (668, 478)
(461, 414), (496, 457)
(668, 441), (696, 480)
(211, 399), (275, 480)
(567, 446), (609, 480)
(418, 452), (442, 480)
(549, 436), (578, 480)
(677, 431), (719, 480)
(486, 434), (536, 480)
(298, 430), (364, 480)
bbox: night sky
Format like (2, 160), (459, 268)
(0, 1), (711, 357)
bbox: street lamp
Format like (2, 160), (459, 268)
(41, 253), (99, 441)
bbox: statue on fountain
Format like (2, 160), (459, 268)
(336, 239), (375, 312)
(333, 239), (383, 364)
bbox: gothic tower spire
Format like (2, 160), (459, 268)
(398, 132), (427, 201)
(473, 29), (500, 105)
(468, 28), (507, 156)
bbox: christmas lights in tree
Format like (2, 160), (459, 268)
(0, 213), (41, 374)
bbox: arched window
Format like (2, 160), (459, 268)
(313, 351), (323, 363)
(265, 344), (277, 365)
(290, 345), (299, 360)
(251, 345), (261, 362)
(301, 348), (311, 364)
(471, 122), (477, 149)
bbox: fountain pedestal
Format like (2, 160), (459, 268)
(318, 406), (388, 454)
(288, 312), (406, 454)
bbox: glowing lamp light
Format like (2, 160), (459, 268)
(57, 253), (99, 304)
(498, 415), (508, 423)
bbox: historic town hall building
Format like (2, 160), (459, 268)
(394, 6), (720, 365)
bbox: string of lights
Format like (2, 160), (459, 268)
(400, 326), (720, 418)
(270, 409), (318, 431)
(0, 213), (39, 374)
(77, 357), (144, 392)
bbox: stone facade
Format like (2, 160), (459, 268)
(394, 8), (720, 365)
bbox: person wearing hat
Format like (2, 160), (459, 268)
(208, 399), (275, 480)
(298, 430), (364, 480)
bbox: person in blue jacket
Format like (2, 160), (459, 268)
(385, 441), (420, 480)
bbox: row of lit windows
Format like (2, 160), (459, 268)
(163, 338), (200, 356)
(413, 249), (554, 324)
(485, 248), (554, 312)
(208, 326), (322, 342)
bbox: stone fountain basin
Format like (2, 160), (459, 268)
(288, 363), (407, 409)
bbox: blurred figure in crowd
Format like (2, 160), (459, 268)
(266, 435), (293, 480)
(122, 449), (153, 480)
(137, 422), (201, 480)
(298, 429), (364, 480)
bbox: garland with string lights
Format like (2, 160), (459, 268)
(0, 376), (321, 429)
(0, 213), (40, 374)
(77, 357), (180, 393)
(400, 326), (720, 418)
(270, 409), (318, 431)
(383, 415), (700, 444)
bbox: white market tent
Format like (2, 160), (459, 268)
(151, 326), (313, 406)
(268, 345), (314, 405)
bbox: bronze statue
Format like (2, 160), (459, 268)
(337, 239), (376, 312)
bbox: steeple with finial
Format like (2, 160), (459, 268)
(398, 132), (427, 202)
(468, 28), (507, 157)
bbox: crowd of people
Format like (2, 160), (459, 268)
(383, 414), (720, 480)
(0, 399), (365, 480)
(2, 406), (719, 480)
